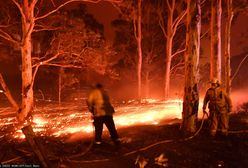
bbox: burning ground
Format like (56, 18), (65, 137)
(0, 99), (248, 168)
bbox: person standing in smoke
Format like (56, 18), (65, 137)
(202, 78), (232, 138)
(87, 83), (120, 147)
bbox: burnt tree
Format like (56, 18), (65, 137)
(224, 0), (233, 95)
(210, 0), (222, 81)
(182, 0), (201, 134)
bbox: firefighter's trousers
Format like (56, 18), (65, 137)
(209, 111), (229, 136)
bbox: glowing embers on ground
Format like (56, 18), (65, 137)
(2, 99), (183, 139)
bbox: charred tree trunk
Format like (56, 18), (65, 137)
(224, 0), (233, 95)
(0, 73), (19, 110)
(137, 0), (143, 99)
(210, 0), (222, 81)
(182, 0), (201, 134)
(22, 125), (51, 168)
(18, 1), (35, 123)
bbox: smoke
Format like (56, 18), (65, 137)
(231, 88), (248, 112)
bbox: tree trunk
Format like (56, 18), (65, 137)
(210, 0), (222, 81)
(224, 0), (233, 95)
(18, 1), (35, 123)
(137, 0), (143, 99)
(165, 38), (173, 99)
(0, 73), (19, 110)
(145, 71), (150, 99)
(58, 67), (63, 105)
(22, 125), (51, 168)
(164, 1), (174, 99)
(182, 0), (201, 134)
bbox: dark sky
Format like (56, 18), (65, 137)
(85, 2), (248, 57)
(86, 1), (119, 43)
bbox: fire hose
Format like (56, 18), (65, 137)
(1, 111), (248, 165)
(64, 112), (208, 164)
(63, 111), (248, 164)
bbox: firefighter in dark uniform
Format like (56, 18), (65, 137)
(203, 78), (232, 137)
(87, 83), (120, 146)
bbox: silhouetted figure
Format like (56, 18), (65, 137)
(203, 78), (232, 138)
(87, 83), (120, 146)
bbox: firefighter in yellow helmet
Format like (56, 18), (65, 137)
(202, 78), (232, 137)
(87, 83), (120, 146)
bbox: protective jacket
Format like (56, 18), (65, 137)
(203, 86), (232, 113)
(87, 88), (115, 117)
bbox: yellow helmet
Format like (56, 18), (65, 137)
(210, 78), (220, 85)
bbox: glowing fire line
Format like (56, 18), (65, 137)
(0, 99), (205, 140)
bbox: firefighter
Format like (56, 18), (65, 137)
(87, 83), (120, 146)
(202, 78), (232, 137)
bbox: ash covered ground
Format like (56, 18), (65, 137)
(0, 99), (247, 168)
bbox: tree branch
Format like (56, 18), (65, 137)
(0, 29), (20, 45)
(166, 0), (172, 11)
(31, 64), (40, 90)
(200, 28), (209, 39)
(231, 54), (248, 82)
(11, 0), (26, 22)
(42, 63), (83, 69)
(172, 9), (186, 37)
(171, 48), (186, 58)
(35, 0), (122, 21)
(32, 52), (62, 67)
(0, 73), (19, 110)
(33, 24), (61, 32)
(133, 18), (138, 40)
(158, 7), (167, 38)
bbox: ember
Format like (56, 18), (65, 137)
(0, 99), (204, 140)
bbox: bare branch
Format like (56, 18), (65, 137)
(200, 28), (209, 39)
(172, 9), (186, 37)
(11, 0), (26, 22)
(31, 65), (40, 89)
(43, 63), (83, 69)
(35, 0), (122, 21)
(32, 52), (62, 67)
(133, 18), (138, 40)
(33, 24), (61, 32)
(30, 0), (38, 10)
(231, 54), (248, 82)
(170, 62), (184, 74)
(166, 0), (172, 11)
(171, 48), (186, 58)
(0, 73), (19, 110)
(0, 29), (20, 45)
(201, 0), (207, 6)
(0, 23), (14, 28)
(158, 7), (167, 38)
(50, 0), (56, 7)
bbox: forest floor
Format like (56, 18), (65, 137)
(0, 104), (248, 168)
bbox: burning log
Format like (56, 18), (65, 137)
(21, 125), (51, 168)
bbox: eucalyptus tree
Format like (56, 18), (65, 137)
(210, 0), (222, 81)
(182, 0), (201, 134)
(157, 0), (187, 99)
(112, 0), (143, 99)
(0, 0), (121, 125)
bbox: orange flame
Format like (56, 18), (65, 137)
(2, 99), (199, 140)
